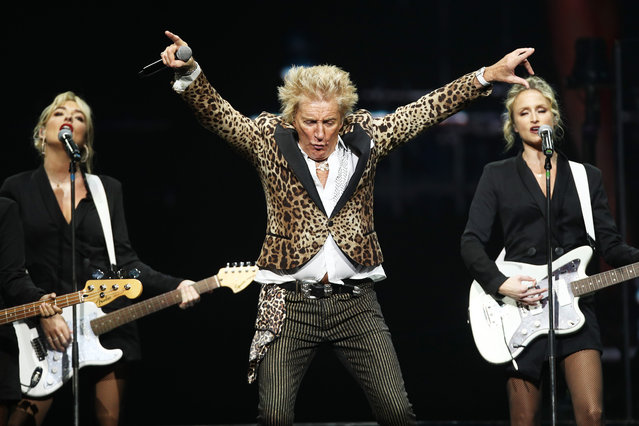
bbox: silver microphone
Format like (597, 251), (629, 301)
(58, 124), (82, 162)
(138, 45), (193, 77)
(539, 124), (554, 156)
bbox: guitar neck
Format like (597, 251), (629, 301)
(571, 261), (639, 296)
(0, 291), (84, 326)
(91, 275), (221, 336)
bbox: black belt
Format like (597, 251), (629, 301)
(279, 279), (372, 299)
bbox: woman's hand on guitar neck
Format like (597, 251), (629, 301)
(177, 280), (199, 309)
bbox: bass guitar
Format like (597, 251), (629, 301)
(18, 263), (256, 397)
(1, 278), (141, 325)
(468, 245), (639, 364)
(14, 278), (142, 397)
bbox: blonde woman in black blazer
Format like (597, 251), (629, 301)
(1, 92), (199, 426)
(461, 76), (639, 425)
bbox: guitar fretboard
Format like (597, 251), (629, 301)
(91, 275), (221, 336)
(571, 261), (639, 296)
(0, 291), (84, 325)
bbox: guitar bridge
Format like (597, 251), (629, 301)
(31, 337), (47, 361)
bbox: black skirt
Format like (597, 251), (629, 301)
(505, 295), (602, 383)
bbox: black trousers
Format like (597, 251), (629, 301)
(257, 284), (416, 425)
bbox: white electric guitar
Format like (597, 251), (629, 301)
(17, 263), (257, 397)
(468, 245), (639, 364)
(14, 279), (143, 397)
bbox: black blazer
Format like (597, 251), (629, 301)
(461, 152), (639, 298)
(0, 166), (182, 360)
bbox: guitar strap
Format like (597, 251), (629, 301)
(86, 174), (117, 269)
(568, 161), (596, 244)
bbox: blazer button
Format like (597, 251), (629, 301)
(554, 247), (564, 256)
(327, 220), (334, 227)
(526, 247), (537, 256)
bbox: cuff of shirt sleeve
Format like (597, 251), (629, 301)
(172, 62), (201, 93)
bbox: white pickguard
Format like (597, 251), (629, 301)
(467, 246), (592, 364)
(14, 302), (122, 398)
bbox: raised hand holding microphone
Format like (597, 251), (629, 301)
(139, 43), (192, 77)
(160, 31), (196, 74)
(58, 123), (82, 162)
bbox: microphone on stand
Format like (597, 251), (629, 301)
(58, 124), (82, 162)
(138, 45), (192, 78)
(539, 124), (554, 157)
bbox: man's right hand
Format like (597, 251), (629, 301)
(161, 30), (196, 74)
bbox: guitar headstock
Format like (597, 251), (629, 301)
(81, 279), (143, 307)
(217, 262), (258, 293)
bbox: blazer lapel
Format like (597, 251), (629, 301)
(331, 125), (371, 218)
(517, 152), (570, 239)
(274, 125), (327, 216)
(551, 153), (570, 221)
(34, 166), (67, 226)
(34, 165), (90, 229)
(516, 153), (547, 218)
(273, 123), (373, 219)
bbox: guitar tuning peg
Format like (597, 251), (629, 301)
(128, 268), (141, 279)
(233, 262), (238, 267)
(92, 269), (105, 280)
(226, 262), (230, 268)
(239, 262), (245, 267)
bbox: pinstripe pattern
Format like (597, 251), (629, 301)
(257, 284), (416, 425)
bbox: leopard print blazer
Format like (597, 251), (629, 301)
(179, 70), (490, 270)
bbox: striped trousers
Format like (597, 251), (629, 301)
(257, 283), (416, 425)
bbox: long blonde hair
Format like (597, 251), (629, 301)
(33, 91), (95, 172)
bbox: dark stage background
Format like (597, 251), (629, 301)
(4, 1), (639, 425)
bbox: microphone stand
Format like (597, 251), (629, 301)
(67, 155), (81, 426)
(544, 151), (558, 426)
